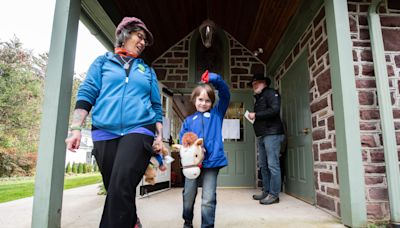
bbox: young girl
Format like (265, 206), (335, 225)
(179, 70), (230, 228)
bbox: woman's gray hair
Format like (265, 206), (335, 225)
(114, 25), (143, 48)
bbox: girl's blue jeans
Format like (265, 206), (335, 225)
(182, 167), (219, 228)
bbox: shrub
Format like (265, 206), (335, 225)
(65, 162), (71, 173)
(0, 148), (36, 177)
(72, 162), (77, 173)
(86, 164), (93, 173)
(82, 163), (87, 173)
(78, 163), (83, 174)
(93, 162), (98, 172)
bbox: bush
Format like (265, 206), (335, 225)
(77, 163), (83, 174)
(93, 162), (98, 172)
(82, 163), (87, 173)
(86, 164), (93, 173)
(65, 162), (71, 173)
(0, 148), (37, 177)
(72, 162), (77, 173)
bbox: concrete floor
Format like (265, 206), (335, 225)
(0, 184), (345, 228)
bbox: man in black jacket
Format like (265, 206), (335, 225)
(247, 73), (285, 205)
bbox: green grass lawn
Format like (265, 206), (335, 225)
(0, 173), (102, 203)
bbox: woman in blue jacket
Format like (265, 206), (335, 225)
(180, 71), (230, 228)
(65, 17), (162, 228)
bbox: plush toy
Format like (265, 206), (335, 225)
(144, 143), (173, 185)
(172, 132), (205, 179)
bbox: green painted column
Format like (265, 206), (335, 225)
(324, 0), (367, 227)
(368, 1), (400, 224)
(31, 0), (81, 227)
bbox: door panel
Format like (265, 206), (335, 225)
(281, 51), (315, 203)
(218, 92), (255, 187)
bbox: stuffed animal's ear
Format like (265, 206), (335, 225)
(172, 144), (182, 150)
(195, 138), (203, 146)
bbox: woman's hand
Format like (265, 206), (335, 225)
(152, 136), (163, 154)
(65, 130), (82, 152)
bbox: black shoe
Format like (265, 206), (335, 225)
(183, 221), (193, 228)
(252, 191), (268, 200)
(260, 194), (279, 205)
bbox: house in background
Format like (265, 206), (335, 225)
(65, 129), (94, 166)
(33, 0), (400, 227)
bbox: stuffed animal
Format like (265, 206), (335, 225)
(144, 143), (173, 185)
(172, 132), (205, 179)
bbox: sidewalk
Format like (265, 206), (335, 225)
(0, 184), (345, 228)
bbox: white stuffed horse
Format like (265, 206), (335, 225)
(172, 132), (204, 179)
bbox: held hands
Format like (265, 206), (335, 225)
(152, 136), (163, 154)
(65, 130), (82, 152)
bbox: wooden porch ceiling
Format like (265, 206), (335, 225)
(97, 0), (302, 64)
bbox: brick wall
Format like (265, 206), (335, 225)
(274, 6), (340, 216)
(349, 0), (400, 220)
(274, 0), (400, 221)
(152, 31), (265, 90)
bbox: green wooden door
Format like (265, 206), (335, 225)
(281, 51), (315, 203)
(218, 91), (256, 187)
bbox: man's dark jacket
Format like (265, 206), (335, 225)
(253, 87), (284, 137)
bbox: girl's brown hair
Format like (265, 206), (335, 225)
(190, 83), (215, 105)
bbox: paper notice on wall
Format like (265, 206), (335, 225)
(222, 119), (240, 140)
(244, 110), (255, 124)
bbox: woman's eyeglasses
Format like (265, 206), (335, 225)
(134, 32), (149, 46)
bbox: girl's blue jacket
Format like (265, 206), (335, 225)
(179, 73), (230, 168)
(77, 52), (162, 135)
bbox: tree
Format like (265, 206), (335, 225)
(0, 37), (45, 154)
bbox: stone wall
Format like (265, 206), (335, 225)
(274, 0), (400, 221)
(349, 0), (400, 220)
(274, 6), (340, 217)
(152, 32), (265, 90)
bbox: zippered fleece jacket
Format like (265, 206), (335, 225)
(179, 74), (230, 168)
(77, 52), (162, 135)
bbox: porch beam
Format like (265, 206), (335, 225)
(368, 0), (400, 224)
(324, 0), (367, 227)
(31, 0), (80, 227)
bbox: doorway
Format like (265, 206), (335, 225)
(218, 91), (256, 187)
(281, 51), (315, 203)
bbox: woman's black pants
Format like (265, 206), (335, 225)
(93, 133), (153, 228)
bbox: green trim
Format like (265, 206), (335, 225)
(80, 0), (115, 51)
(368, 0), (400, 223)
(267, 0), (323, 74)
(324, 0), (367, 227)
(32, 0), (81, 227)
(188, 29), (230, 87)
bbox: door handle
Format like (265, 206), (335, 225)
(300, 128), (310, 135)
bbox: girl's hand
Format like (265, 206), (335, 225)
(201, 70), (209, 83)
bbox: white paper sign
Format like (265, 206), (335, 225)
(222, 119), (240, 140)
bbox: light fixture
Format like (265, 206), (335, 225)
(253, 48), (264, 57)
(199, 19), (216, 48)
